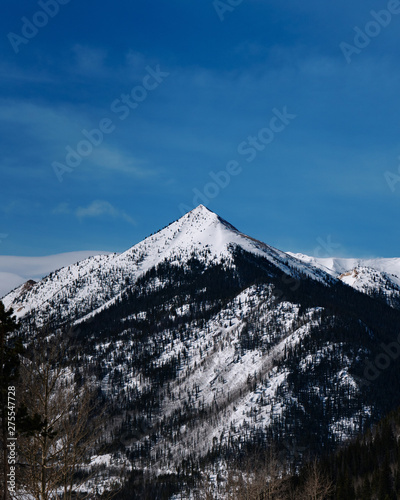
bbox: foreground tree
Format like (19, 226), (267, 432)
(226, 451), (288, 500)
(198, 448), (290, 500)
(299, 459), (333, 500)
(0, 302), (21, 500)
(16, 329), (114, 499)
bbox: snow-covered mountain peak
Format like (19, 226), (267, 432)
(288, 253), (400, 307)
(186, 203), (215, 218)
(288, 253), (400, 286)
(2, 207), (332, 323)
(176, 203), (233, 238)
(117, 205), (254, 270)
(168, 204), (238, 237)
(116, 205), (329, 284)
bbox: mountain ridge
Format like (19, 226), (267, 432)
(4, 206), (400, 316)
(2, 205), (333, 323)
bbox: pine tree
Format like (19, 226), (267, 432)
(0, 302), (21, 500)
(360, 476), (371, 499)
(395, 462), (400, 494)
(378, 456), (392, 500)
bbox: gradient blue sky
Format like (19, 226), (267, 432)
(1, 0), (400, 258)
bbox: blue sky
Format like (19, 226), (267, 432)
(1, 0), (400, 259)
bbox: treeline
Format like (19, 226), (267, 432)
(319, 404), (400, 499)
(116, 407), (400, 500)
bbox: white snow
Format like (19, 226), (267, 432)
(0, 251), (112, 298)
(2, 205), (332, 323)
(288, 253), (400, 286)
(288, 252), (400, 303)
(3, 206), (384, 495)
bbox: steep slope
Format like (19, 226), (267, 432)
(289, 253), (400, 308)
(3, 205), (331, 325)
(0, 251), (113, 298)
(70, 243), (400, 482)
(289, 255), (400, 283)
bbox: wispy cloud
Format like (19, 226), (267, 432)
(52, 202), (70, 215)
(75, 200), (136, 225)
(0, 61), (55, 84)
(72, 44), (108, 77)
(0, 99), (87, 145)
(90, 147), (154, 177)
(0, 99), (157, 180)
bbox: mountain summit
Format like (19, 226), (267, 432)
(2, 205), (328, 323)
(3, 206), (400, 323)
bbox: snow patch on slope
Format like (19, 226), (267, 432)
(0, 251), (113, 299)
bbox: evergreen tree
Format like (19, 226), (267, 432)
(378, 456), (392, 500)
(0, 301), (21, 500)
